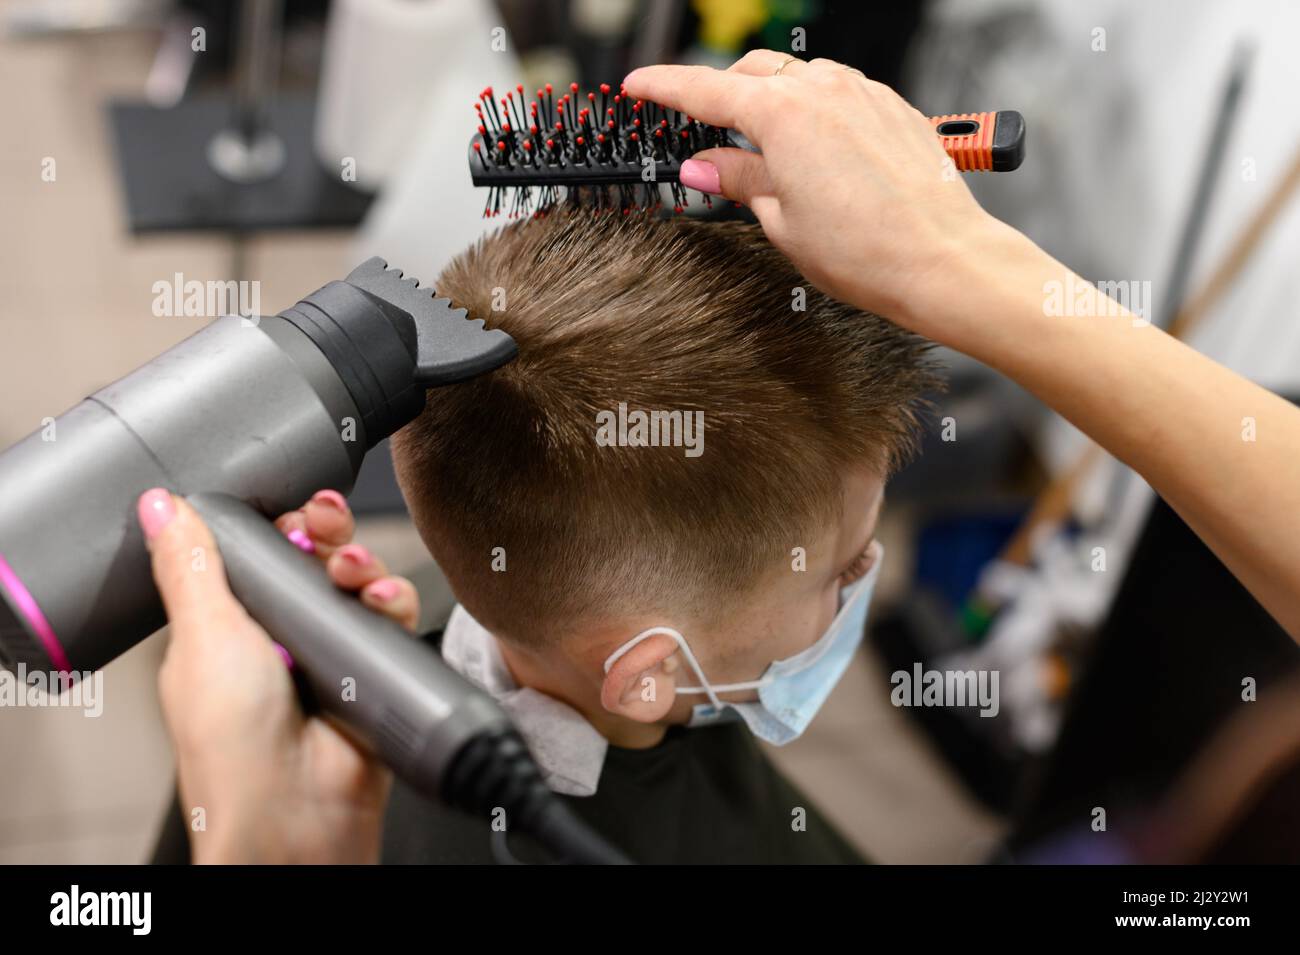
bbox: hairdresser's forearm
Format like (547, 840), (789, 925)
(918, 221), (1300, 640)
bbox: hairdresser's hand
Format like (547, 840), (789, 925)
(139, 488), (420, 864)
(623, 52), (1034, 343)
(273, 489), (420, 632)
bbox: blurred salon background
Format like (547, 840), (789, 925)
(2, 0), (1298, 863)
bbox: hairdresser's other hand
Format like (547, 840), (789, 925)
(139, 489), (417, 864)
(274, 489), (420, 631)
(623, 52), (1030, 342)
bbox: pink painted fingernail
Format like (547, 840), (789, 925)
(287, 528), (316, 554)
(364, 578), (400, 603)
(137, 489), (177, 541)
(273, 642), (295, 670)
(679, 158), (720, 195)
(337, 544), (372, 566)
(311, 489), (348, 511)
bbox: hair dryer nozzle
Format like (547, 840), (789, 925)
(343, 257), (517, 386)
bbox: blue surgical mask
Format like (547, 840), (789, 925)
(603, 544), (883, 746)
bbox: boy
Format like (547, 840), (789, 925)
(382, 211), (939, 863)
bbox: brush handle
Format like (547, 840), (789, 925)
(930, 110), (1025, 172)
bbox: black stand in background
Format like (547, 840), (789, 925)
(107, 0), (371, 233)
(108, 90), (370, 233)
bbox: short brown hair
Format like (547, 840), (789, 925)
(391, 212), (939, 645)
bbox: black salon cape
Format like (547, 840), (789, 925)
(151, 631), (865, 865)
(152, 718), (863, 865)
(382, 719), (865, 864)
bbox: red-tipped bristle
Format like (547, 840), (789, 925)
(473, 79), (735, 218)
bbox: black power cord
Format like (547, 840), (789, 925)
(442, 729), (632, 865)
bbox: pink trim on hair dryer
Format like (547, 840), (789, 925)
(0, 551), (72, 674)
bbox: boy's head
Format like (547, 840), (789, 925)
(392, 212), (938, 734)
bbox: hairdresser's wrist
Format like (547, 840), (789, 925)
(187, 796), (269, 864)
(194, 826), (356, 865)
(192, 801), (384, 865)
(192, 819), (261, 865)
(896, 217), (1066, 363)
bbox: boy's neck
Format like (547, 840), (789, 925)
(495, 637), (672, 750)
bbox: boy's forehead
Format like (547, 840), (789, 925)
(834, 470), (886, 558)
(848, 469), (886, 514)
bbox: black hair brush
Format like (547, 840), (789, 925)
(469, 82), (1025, 218)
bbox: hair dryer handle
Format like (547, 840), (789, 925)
(185, 493), (513, 801)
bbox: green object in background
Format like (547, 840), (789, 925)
(691, 0), (823, 55)
(760, 0), (823, 52)
(960, 596), (997, 643)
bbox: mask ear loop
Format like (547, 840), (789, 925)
(603, 627), (725, 711)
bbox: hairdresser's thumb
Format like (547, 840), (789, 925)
(138, 489), (243, 631)
(680, 147), (774, 212)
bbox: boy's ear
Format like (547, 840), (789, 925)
(599, 632), (682, 723)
